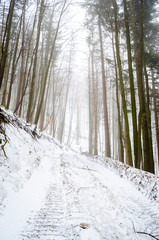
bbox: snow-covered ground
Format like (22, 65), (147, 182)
(0, 107), (159, 240)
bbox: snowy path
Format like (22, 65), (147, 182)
(1, 143), (159, 240)
(20, 153), (81, 240)
(19, 150), (159, 240)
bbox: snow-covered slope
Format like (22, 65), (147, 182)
(0, 107), (159, 240)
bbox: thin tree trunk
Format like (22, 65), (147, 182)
(91, 50), (98, 155)
(98, 17), (111, 157)
(2, 49), (12, 106)
(67, 99), (76, 146)
(15, 0), (26, 114)
(14, 47), (34, 115)
(18, 6), (38, 116)
(59, 74), (70, 143)
(0, 3), (6, 58)
(7, 16), (22, 108)
(88, 56), (93, 154)
(76, 103), (80, 145)
(39, 104), (45, 131)
(0, 0), (15, 89)
(151, 69), (159, 165)
(143, 60), (154, 170)
(39, 73), (51, 131)
(112, 32), (124, 163)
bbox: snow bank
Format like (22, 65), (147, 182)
(84, 153), (159, 204)
(0, 107), (159, 240)
(0, 107), (61, 208)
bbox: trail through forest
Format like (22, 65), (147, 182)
(0, 109), (159, 240)
(1, 134), (159, 240)
(0, 0), (159, 239)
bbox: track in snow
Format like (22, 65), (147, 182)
(19, 151), (159, 240)
(21, 184), (80, 240)
(20, 153), (83, 240)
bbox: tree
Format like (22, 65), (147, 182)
(112, 33), (124, 163)
(26, 0), (44, 123)
(0, 0), (15, 90)
(34, 0), (67, 126)
(112, 0), (133, 166)
(123, 0), (138, 166)
(90, 44), (98, 155)
(15, 0), (26, 114)
(98, 17), (111, 157)
(129, 0), (154, 173)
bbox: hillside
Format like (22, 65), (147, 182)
(0, 107), (159, 240)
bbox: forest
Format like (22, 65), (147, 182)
(0, 0), (159, 175)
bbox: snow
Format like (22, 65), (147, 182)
(0, 108), (159, 240)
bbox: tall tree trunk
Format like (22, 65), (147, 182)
(123, 0), (138, 166)
(39, 73), (51, 131)
(52, 66), (56, 138)
(112, 32), (124, 163)
(88, 56), (93, 154)
(15, 0), (26, 114)
(151, 69), (159, 166)
(15, 49), (34, 116)
(76, 103), (81, 145)
(2, 49), (12, 106)
(39, 104), (45, 131)
(98, 17), (111, 157)
(0, 0), (15, 89)
(91, 50), (98, 155)
(1, 3), (9, 105)
(59, 74), (70, 144)
(67, 99), (76, 146)
(112, 0), (133, 166)
(0, 3), (6, 58)
(26, 0), (44, 123)
(18, 6), (38, 116)
(7, 17), (22, 108)
(143, 60), (154, 170)
(139, 0), (154, 173)
(34, 0), (67, 125)
(129, 0), (154, 173)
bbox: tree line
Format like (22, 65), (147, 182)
(84, 0), (159, 174)
(0, 0), (79, 145)
(0, 0), (159, 174)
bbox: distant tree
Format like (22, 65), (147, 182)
(90, 42), (98, 155)
(88, 55), (93, 154)
(112, 33), (124, 163)
(98, 17), (111, 157)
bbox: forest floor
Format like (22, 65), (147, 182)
(0, 107), (159, 240)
